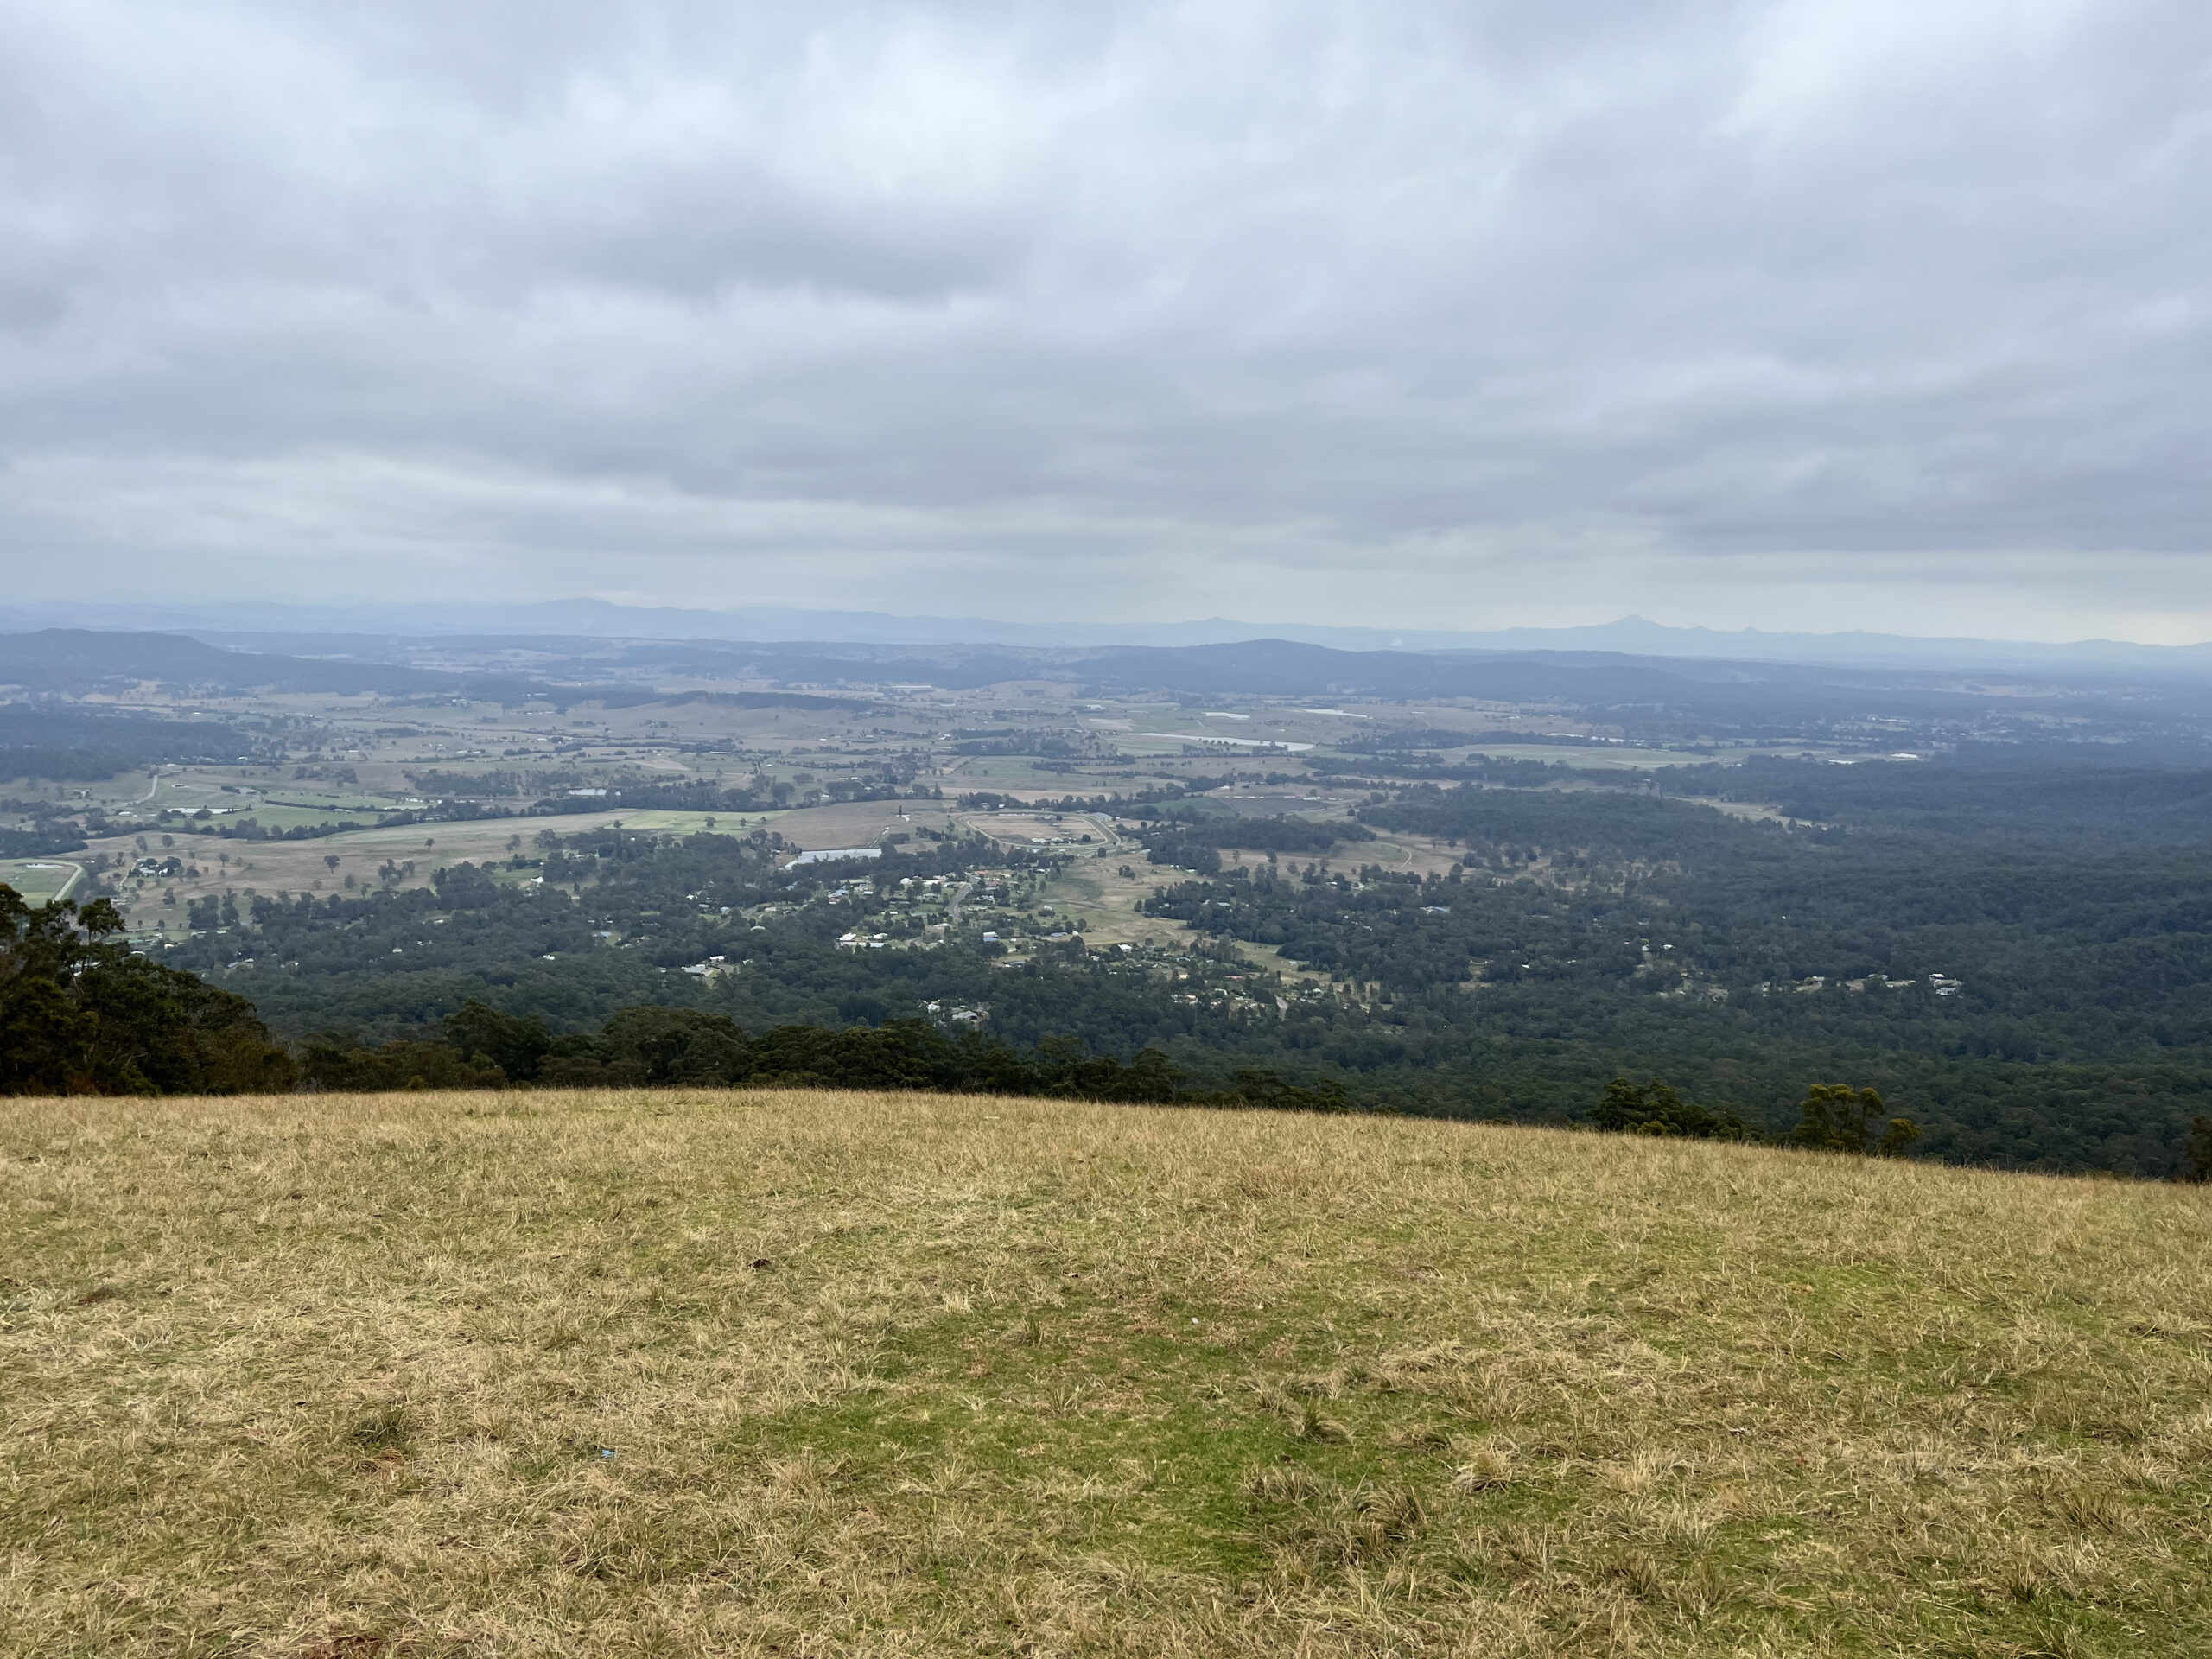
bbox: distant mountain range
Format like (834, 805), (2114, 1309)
(0, 628), (544, 701)
(3, 626), (2205, 765)
(1, 599), (2205, 677)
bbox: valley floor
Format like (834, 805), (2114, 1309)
(3, 1090), (2208, 1656)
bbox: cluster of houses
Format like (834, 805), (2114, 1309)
(1772, 972), (1964, 997)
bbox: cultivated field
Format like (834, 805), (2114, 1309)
(3, 1092), (2207, 1656)
(0, 858), (83, 904)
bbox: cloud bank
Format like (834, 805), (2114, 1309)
(0, 1), (2204, 639)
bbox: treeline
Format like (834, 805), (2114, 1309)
(0, 887), (294, 1095)
(950, 734), (1088, 758)
(406, 767), (588, 798)
(1138, 813), (1375, 873)
(0, 826), (87, 857)
(1334, 727), (1503, 753)
(152, 813), (376, 842)
(956, 775), (1250, 815)
(1312, 750), (2212, 849)
(1657, 756), (2212, 849)
(0, 796), (98, 856)
(0, 704), (261, 782)
(1591, 1075), (1921, 1157)
(589, 776), (937, 813)
(1307, 753), (1580, 788)
(308, 1000), (1350, 1109)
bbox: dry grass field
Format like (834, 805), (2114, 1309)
(3, 1091), (2208, 1657)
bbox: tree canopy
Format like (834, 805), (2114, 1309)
(0, 884), (293, 1096)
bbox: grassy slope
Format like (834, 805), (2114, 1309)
(3, 1092), (2209, 1657)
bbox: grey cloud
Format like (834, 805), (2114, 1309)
(0, 0), (2203, 640)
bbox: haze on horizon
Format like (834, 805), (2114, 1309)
(0, 2), (2205, 645)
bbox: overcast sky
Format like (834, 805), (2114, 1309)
(1, 1), (2204, 642)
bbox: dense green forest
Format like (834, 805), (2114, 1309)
(1657, 754), (2212, 847)
(0, 888), (293, 1095)
(0, 703), (263, 782)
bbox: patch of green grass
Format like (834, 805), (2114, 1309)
(0, 860), (81, 904)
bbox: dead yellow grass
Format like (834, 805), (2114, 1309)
(2, 1090), (2208, 1656)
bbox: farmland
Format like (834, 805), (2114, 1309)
(39, 681), (1453, 944)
